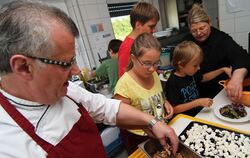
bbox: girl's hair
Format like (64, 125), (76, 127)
(172, 41), (203, 71)
(188, 3), (210, 28)
(126, 33), (161, 71)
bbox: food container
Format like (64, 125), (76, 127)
(179, 121), (250, 157)
(85, 78), (109, 93)
(138, 139), (201, 158)
(219, 78), (250, 106)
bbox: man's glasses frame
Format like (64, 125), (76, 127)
(27, 55), (76, 68)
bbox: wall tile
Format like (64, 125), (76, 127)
(78, 5), (88, 20)
(84, 0), (97, 5)
(228, 33), (235, 41)
(103, 18), (113, 32)
(218, 0), (226, 6)
(234, 1), (250, 18)
(235, 16), (250, 32)
(98, 4), (110, 18)
(86, 48), (97, 69)
(76, 0), (97, 5)
(65, 0), (73, 8)
(219, 4), (235, 20)
(96, 0), (106, 4)
(70, 0), (77, 7)
(68, 8), (78, 24)
(220, 18), (235, 33)
(85, 4), (99, 19)
(235, 32), (248, 49)
(81, 35), (91, 51)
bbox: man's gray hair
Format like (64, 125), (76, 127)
(0, 0), (79, 74)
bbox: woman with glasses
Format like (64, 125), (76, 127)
(184, 4), (250, 101)
(113, 33), (174, 155)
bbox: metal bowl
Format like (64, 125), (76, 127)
(138, 139), (201, 158)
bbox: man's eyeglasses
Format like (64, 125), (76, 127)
(27, 55), (76, 68)
(136, 58), (160, 69)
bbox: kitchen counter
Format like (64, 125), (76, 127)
(129, 89), (250, 158)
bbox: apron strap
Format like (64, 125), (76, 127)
(0, 92), (53, 152)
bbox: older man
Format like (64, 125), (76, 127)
(0, 1), (178, 158)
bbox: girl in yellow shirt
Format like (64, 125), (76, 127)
(114, 33), (174, 154)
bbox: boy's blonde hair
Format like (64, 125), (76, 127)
(172, 41), (203, 71)
(188, 3), (210, 28)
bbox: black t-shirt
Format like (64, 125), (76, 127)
(165, 72), (203, 116)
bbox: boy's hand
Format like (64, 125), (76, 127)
(194, 98), (213, 107)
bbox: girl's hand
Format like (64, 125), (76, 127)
(164, 101), (174, 119)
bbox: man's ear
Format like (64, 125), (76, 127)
(9, 55), (33, 80)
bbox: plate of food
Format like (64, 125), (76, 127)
(213, 103), (250, 122)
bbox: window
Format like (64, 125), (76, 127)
(108, 2), (136, 40)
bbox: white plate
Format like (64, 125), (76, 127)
(213, 104), (250, 123)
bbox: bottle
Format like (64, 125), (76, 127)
(81, 68), (90, 83)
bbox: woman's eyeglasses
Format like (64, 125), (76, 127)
(136, 58), (160, 69)
(191, 25), (208, 34)
(27, 55), (76, 69)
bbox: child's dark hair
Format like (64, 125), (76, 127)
(130, 2), (160, 29)
(108, 39), (122, 54)
(127, 33), (161, 71)
(172, 41), (203, 71)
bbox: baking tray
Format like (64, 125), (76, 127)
(178, 121), (250, 157)
(138, 138), (201, 158)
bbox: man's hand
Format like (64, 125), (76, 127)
(146, 120), (179, 154)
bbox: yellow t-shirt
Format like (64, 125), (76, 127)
(114, 72), (166, 136)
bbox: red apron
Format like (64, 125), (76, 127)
(0, 92), (107, 158)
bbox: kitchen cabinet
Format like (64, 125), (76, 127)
(177, 0), (203, 30)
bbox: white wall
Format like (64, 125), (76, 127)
(203, 0), (218, 28)
(0, 0), (92, 69)
(65, 0), (115, 69)
(218, 0), (250, 51)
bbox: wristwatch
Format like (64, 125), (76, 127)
(148, 117), (162, 130)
